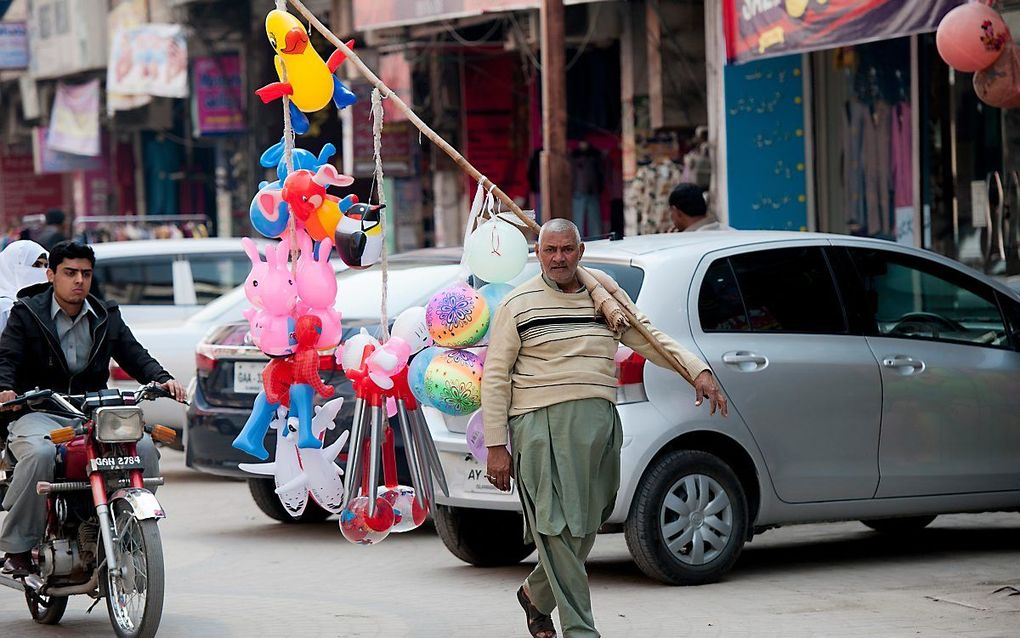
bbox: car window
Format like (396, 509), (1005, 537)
(848, 248), (1009, 348)
(504, 261), (645, 300)
(728, 247), (846, 334)
(999, 293), (1020, 350)
(188, 254), (251, 304)
(698, 258), (749, 332)
(94, 257), (175, 306)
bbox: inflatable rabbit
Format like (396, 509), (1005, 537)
(296, 233), (342, 351)
(242, 240), (298, 357)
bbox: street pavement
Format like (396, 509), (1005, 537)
(1, 449), (1017, 637)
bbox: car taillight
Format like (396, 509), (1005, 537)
(616, 351), (648, 405)
(110, 365), (135, 382)
(196, 352), (216, 374)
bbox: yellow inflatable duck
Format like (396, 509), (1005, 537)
(256, 9), (356, 135)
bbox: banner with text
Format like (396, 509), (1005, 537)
(723, 0), (964, 64)
(192, 54), (245, 135)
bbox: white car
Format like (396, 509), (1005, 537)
(92, 238), (265, 326)
(426, 231), (1020, 585)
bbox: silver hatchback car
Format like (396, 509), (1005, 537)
(426, 232), (1020, 584)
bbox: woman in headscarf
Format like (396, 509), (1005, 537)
(0, 240), (49, 336)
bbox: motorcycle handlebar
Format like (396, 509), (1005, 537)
(0, 382), (185, 413)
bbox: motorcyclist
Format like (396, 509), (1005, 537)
(0, 241), (185, 577)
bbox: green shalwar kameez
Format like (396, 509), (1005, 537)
(510, 397), (623, 638)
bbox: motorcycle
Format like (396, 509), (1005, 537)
(0, 383), (181, 638)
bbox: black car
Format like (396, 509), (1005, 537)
(184, 251), (467, 522)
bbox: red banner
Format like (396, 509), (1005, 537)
(724, 0), (965, 64)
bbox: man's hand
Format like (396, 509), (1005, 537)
(694, 370), (728, 417)
(0, 390), (21, 413)
(485, 445), (513, 493)
(160, 380), (187, 403)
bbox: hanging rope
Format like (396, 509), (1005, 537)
(371, 88), (390, 341)
(275, 2), (299, 275)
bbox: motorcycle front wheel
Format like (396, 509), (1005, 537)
(104, 502), (165, 638)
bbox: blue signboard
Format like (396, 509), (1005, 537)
(0, 21), (28, 70)
(724, 54), (808, 230)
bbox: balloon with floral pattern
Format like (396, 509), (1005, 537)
(425, 283), (490, 348)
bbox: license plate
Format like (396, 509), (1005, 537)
(90, 456), (144, 472)
(451, 454), (514, 495)
(233, 361), (265, 394)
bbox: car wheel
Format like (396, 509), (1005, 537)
(861, 515), (937, 534)
(625, 450), (749, 585)
(434, 505), (535, 567)
(248, 478), (332, 523)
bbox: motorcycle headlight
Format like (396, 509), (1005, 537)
(94, 407), (144, 443)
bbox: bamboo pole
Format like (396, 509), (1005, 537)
(286, 0), (696, 388)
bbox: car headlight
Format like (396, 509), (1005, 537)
(94, 407), (144, 443)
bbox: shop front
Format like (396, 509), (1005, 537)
(721, 0), (1020, 281)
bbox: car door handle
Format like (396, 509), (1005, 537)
(722, 352), (768, 371)
(881, 355), (925, 373)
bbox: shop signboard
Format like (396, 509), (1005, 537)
(0, 21), (28, 69)
(106, 0), (151, 114)
(192, 54), (245, 135)
(724, 54), (807, 231)
(354, 0), (605, 31)
(33, 127), (105, 174)
(723, 0), (965, 64)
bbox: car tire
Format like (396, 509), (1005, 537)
(248, 478), (332, 523)
(861, 515), (937, 534)
(625, 450), (749, 586)
(434, 505), (535, 567)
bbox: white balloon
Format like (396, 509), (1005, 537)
(391, 306), (432, 355)
(465, 217), (528, 283)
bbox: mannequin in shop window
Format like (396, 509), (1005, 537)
(570, 140), (604, 238)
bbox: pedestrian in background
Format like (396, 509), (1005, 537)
(0, 240), (49, 335)
(669, 183), (731, 232)
(33, 209), (68, 251)
(483, 219), (727, 638)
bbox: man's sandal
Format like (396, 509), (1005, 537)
(517, 586), (557, 638)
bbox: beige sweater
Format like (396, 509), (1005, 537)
(481, 273), (710, 446)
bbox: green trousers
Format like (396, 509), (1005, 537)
(510, 398), (623, 638)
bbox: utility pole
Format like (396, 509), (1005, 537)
(540, 0), (571, 222)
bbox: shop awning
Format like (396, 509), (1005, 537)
(723, 0), (966, 64)
(353, 0), (605, 32)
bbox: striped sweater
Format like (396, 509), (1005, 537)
(481, 273), (710, 446)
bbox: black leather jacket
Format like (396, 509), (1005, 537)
(0, 283), (172, 397)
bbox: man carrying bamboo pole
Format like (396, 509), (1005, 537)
(482, 219), (727, 638)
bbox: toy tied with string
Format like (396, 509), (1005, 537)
(255, 9), (357, 135)
(338, 341), (447, 545)
(250, 139), (359, 239)
(233, 315), (335, 460)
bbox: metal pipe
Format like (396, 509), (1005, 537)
(96, 504), (118, 573)
(366, 405), (383, 517)
(410, 407), (449, 497)
(396, 400), (427, 512)
(44, 571), (99, 597)
(406, 407), (436, 512)
(342, 397), (366, 508)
